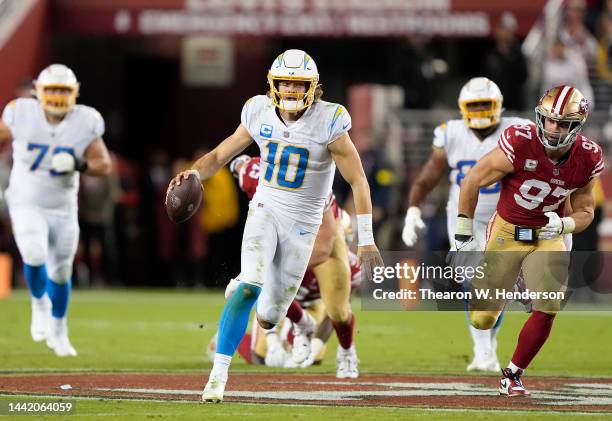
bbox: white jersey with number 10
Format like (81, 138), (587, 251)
(241, 95), (351, 224)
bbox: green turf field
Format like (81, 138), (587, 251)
(0, 289), (611, 419)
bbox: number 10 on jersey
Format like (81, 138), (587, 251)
(263, 141), (309, 189)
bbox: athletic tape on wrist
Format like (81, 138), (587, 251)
(357, 214), (375, 246)
(455, 216), (474, 237)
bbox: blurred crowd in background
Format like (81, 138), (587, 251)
(0, 0), (611, 289)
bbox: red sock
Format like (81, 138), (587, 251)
(332, 313), (355, 350)
(511, 311), (555, 369)
(286, 300), (304, 324)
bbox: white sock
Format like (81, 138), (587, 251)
(50, 317), (67, 335)
(338, 343), (356, 355)
(469, 325), (493, 359)
(295, 312), (313, 331)
(265, 331), (281, 349)
(32, 295), (49, 308)
(210, 353), (231, 381)
(507, 361), (523, 374)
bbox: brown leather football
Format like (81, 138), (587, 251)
(165, 173), (203, 223)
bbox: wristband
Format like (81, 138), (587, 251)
(561, 217), (576, 234)
(357, 214), (375, 246)
(455, 215), (473, 240)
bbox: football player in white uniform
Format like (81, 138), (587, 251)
(0, 64), (112, 356)
(401, 77), (532, 372)
(167, 49), (383, 403)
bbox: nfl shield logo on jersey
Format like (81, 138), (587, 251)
(524, 159), (538, 171)
(260, 124), (273, 138)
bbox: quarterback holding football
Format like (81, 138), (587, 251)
(167, 49), (384, 402)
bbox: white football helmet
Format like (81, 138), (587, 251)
(35, 64), (80, 116)
(458, 77), (503, 129)
(267, 49), (319, 112)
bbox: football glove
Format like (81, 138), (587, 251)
(538, 212), (575, 240)
(51, 152), (88, 174)
(264, 336), (289, 368)
(229, 154), (251, 178)
(402, 206), (426, 247)
(299, 337), (325, 368)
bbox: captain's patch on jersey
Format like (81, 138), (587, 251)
(260, 124), (273, 138)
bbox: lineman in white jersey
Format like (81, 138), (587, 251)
(0, 64), (112, 356)
(401, 77), (531, 372)
(167, 49), (383, 403)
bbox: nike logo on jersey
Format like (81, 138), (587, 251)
(299, 231), (311, 236)
(342, 122), (350, 130)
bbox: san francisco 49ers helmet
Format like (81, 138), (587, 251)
(458, 77), (503, 129)
(34, 64), (80, 116)
(267, 49), (319, 113)
(535, 85), (588, 150)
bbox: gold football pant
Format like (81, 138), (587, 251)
(469, 213), (569, 329)
(312, 218), (352, 323)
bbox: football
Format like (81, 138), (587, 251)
(165, 173), (203, 224)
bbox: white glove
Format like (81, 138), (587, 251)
(402, 207), (426, 247)
(229, 155), (251, 178)
(265, 341), (289, 367)
(299, 337), (325, 368)
(539, 212), (575, 240)
(51, 152), (76, 173)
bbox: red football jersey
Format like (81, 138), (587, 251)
(496, 122), (603, 226)
(237, 157), (261, 199)
(295, 251), (362, 307)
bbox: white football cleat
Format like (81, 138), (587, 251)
(202, 375), (227, 403)
(46, 317), (77, 357)
(336, 345), (359, 379)
(467, 354), (500, 372)
(291, 313), (316, 364)
(30, 295), (51, 342)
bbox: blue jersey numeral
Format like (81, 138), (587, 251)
(264, 141), (309, 189)
(27, 143), (50, 171)
(456, 160), (500, 194)
(27, 143), (75, 176)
